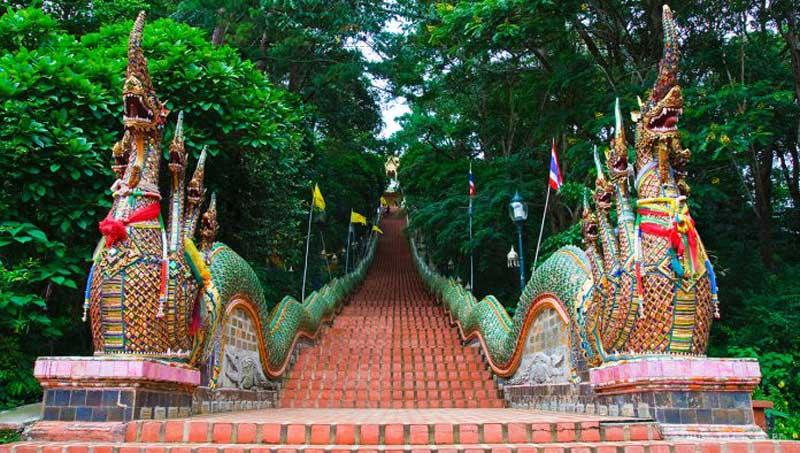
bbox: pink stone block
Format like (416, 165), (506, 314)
(113, 360), (128, 376)
(609, 366), (620, 383)
(99, 361), (116, 377)
(690, 359), (707, 377)
(73, 360), (88, 377)
(733, 360), (748, 377)
(632, 360), (650, 379)
(127, 361), (144, 376)
(747, 361), (761, 377)
(719, 360), (734, 375)
(142, 360), (154, 378)
(617, 365), (629, 382)
(662, 360), (678, 376)
(86, 360), (102, 377)
(33, 360), (45, 377)
(56, 360), (71, 376)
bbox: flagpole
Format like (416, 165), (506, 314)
(468, 162), (474, 291)
(345, 218), (353, 274)
(533, 181), (551, 270)
(301, 195), (314, 302)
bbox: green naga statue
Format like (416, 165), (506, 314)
(414, 5), (719, 382)
(84, 12), (373, 388)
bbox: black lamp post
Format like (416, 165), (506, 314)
(508, 191), (529, 292)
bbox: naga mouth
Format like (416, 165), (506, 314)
(124, 93), (154, 123)
(647, 106), (682, 133)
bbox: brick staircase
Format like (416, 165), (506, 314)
(280, 213), (504, 409)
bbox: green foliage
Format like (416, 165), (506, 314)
(0, 429), (21, 445)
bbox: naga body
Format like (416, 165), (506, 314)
(414, 5), (719, 382)
(86, 13), (373, 388)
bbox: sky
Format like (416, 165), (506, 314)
(349, 16), (410, 139)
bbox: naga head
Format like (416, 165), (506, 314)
(118, 12), (169, 190)
(581, 193), (599, 246)
(124, 12), (168, 133)
(186, 147), (208, 207)
(169, 112), (187, 179)
(608, 98), (630, 188)
(199, 193), (219, 250)
(633, 5), (683, 140)
(592, 146), (613, 212)
(631, 5), (692, 195)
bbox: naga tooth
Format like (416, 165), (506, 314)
(637, 96), (644, 109)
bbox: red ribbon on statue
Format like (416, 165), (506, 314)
(638, 208), (700, 268)
(98, 202), (161, 247)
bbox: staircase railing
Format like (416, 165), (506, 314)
(409, 233), (591, 378)
(254, 232), (379, 379)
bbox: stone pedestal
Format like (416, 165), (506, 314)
(34, 357), (200, 422)
(590, 356), (765, 439)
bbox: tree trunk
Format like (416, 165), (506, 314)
(752, 146), (774, 269)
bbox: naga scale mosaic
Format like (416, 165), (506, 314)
(411, 5), (719, 381)
(85, 12), (375, 387)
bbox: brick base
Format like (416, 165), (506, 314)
(504, 357), (767, 439)
(34, 357), (199, 422)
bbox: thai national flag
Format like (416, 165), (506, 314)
(548, 139), (563, 191)
(469, 168), (476, 197)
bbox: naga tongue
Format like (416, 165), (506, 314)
(664, 116), (678, 128)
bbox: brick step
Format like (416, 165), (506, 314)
(7, 442), (800, 453)
(282, 381), (499, 390)
(292, 362), (487, 369)
(294, 358), (485, 365)
(120, 420), (660, 445)
(299, 350), (479, 355)
(280, 400), (506, 409)
(281, 383), (500, 391)
(282, 389), (502, 398)
(297, 351), (482, 357)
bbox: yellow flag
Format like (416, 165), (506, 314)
(312, 184), (325, 211)
(350, 210), (367, 225)
(372, 225), (383, 234)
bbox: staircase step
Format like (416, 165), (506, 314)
(122, 420), (661, 445)
(6, 440), (799, 453)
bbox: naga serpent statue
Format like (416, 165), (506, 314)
(84, 12), (374, 387)
(413, 5), (719, 382)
